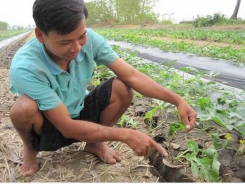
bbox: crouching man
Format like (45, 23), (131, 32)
(9, 0), (197, 176)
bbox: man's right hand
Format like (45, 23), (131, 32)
(124, 129), (168, 158)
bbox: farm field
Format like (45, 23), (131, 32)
(0, 30), (30, 41)
(94, 25), (245, 64)
(0, 24), (245, 182)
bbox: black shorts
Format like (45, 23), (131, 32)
(32, 77), (115, 151)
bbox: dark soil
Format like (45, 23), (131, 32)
(0, 30), (244, 182)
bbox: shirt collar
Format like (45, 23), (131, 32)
(39, 43), (64, 75)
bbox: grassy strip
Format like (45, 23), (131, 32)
(97, 28), (245, 45)
(0, 30), (30, 41)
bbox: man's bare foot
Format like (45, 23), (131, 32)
(19, 146), (39, 176)
(84, 142), (121, 164)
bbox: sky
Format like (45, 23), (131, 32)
(0, 0), (244, 27)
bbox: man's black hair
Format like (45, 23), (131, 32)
(33, 0), (88, 35)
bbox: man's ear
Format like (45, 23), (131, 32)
(35, 27), (45, 43)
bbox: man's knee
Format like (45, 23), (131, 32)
(113, 77), (134, 104)
(10, 95), (39, 122)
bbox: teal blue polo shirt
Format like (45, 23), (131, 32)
(10, 28), (119, 118)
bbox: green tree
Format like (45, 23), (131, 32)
(0, 21), (8, 30)
(86, 0), (159, 25)
(86, 0), (115, 25)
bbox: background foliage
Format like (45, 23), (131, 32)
(193, 13), (245, 28)
(0, 21), (8, 31)
(85, 0), (159, 26)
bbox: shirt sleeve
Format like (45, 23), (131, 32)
(89, 29), (119, 66)
(10, 62), (62, 111)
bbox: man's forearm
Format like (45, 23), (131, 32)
(63, 119), (130, 143)
(125, 71), (185, 106)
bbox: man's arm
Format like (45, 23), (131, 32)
(108, 58), (197, 132)
(43, 103), (168, 157)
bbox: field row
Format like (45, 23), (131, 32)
(100, 28), (245, 44)
(95, 28), (245, 64)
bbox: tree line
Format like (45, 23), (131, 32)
(0, 21), (31, 31)
(85, 0), (159, 26)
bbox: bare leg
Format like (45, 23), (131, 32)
(10, 95), (43, 176)
(84, 77), (133, 163)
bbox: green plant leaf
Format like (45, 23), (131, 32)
(199, 157), (213, 181)
(211, 133), (225, 149)
(187, 141), (199, 154)
(190, 160), (199, 178)
(212, 153), (220, 179)
(194, 147), (220, 182)
(186, 152), (198, 162)
(217, 97), (226, 106)
(168, 122), (185, 137)
(185, 153), (192, 161)
(203, 145), (216, 159)
(212, 116), (226, 127)
(168, 124), (176, 137)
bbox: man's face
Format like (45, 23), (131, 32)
(36, 20), (87, 62)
